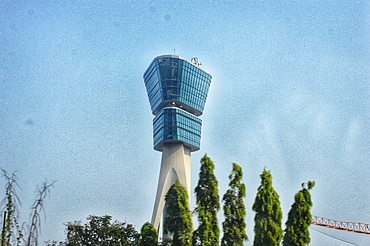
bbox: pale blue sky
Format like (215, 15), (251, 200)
(1, 1), (369, 245)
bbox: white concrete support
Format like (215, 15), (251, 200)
(151, 143), (192, 230)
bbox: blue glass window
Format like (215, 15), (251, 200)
(144, 56), (211, 116)
(144, 55), (211, 152)
(153, 107), (202, 151)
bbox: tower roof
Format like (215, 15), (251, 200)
(144, 55), (211, 76)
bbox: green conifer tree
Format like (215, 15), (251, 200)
(252, 168), (283, 246)
(139, 222), (158, 246)
(221, 163), (248, 246)
(164, 179), (193, 246)
(283, 181), (315, 246)
(193, 154), (220, 246)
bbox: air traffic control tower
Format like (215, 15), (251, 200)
(143, 55), (212, 229)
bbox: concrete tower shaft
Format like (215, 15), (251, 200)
(151, 143), (191, 229)
(143, 55), (212, 230)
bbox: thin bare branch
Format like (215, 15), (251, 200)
(26, 180), (56, 246)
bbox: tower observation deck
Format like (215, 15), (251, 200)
(143, 55), (212, 230)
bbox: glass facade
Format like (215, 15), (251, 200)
(153, 108), (202, 151)
(143, 55), (212, 151)
(143, 55), (212, 116)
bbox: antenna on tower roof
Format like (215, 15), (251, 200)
(191, 57), (202, 66)
(174, 48), (176, 54)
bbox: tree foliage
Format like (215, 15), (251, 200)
(252, 168), (283, 246)
(221, 163), (248, 246)
(164, 179), (192, 246)
(283, 181), (315, 246)
(138, 222), (157, 246)
(45, 240), (66, 246)
(1, 170), (22, 246)
(158, 238), (172, 246)
(193, 154), (220, 246)
(65, 215), (140, 245)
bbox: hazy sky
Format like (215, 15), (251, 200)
(1, 1), (369, 245)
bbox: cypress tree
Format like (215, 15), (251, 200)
(193, 154), (220, 246)
(164, 179), (193, 246)
(139, 222), (158, 246)
(283, 181), (315, 246)
(221, 163), (248, 246)
(252, 168), (283, 246)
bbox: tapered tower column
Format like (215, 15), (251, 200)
(151, 143), (191, 228)
(143, 55), (212, 231)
